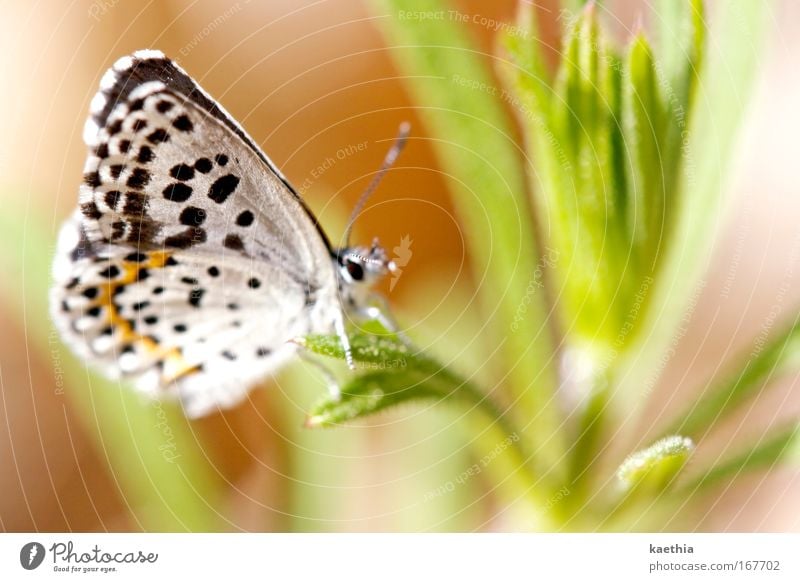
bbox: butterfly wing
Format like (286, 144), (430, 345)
(51, 50), (340, 416)
(79, 49), (332, 271)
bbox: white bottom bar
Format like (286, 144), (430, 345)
(1, 534), (798, 581)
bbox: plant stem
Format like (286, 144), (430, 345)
(430, 364), (563, 524)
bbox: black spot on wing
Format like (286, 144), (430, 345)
(122, 192), (148, 216)
(162, 182), (192, 202)
(90, 52), (333, 251)
(83, 171), (102, 188)
(164, 227), (206, 249)
(104, 190), (122, 210)
(207, 174), (239, 204)
(125, 218), (161, 245)
(80, 201), (102, 220)
(188, 288), (205, 308)
(107, 119), (122, 135)
(137, 146), (154, 163)
(94, 143), (109, 158)
(236, 210), (254, 227)
(194, 157), (212, 174)
(172, 114), (193, 132)
(126, 167), (150, 189)
(131, 118), (148, 133)
(179, 206), (206, 225)
(147, 128), (169, 144)
(98, 265), (120, 279)
(223, 233), (244, 251)
(170, 163), (195, 181)
(109, 164), (125, 179)
(125, 252), (147, 262)
(110, 221), (126, 240)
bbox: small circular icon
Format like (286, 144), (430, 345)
(20, 542), (46, 570)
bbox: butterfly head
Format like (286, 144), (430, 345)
(337, 238), (396, 289)
(338, 122), (408, 292)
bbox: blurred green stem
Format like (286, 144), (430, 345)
(369, 0), (567, 479)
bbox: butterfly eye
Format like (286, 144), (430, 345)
(346, 260), (364, 281)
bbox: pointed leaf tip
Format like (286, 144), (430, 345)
(304, 369), (446, 428)
(617, 435), (695, 491)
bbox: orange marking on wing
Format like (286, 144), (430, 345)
(161, 353), (203, 383)
(90, 251), (202, 385)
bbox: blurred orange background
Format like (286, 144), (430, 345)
(1, 0), (799, 531)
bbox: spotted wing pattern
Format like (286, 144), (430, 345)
(51, 50), (340, 416)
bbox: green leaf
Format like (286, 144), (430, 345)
(562, 0), (595, 13)
(305, 367), (450, 428)
(367, 0), (566, 475)
(682, 424), (800, 492)
(656, 0), (705, 256)
(301, 328), (414, 369)
(667, 316), (800, 439)
(601, 435), (695, 528)
(302, 329), (564, 517)
(0, 200), (221, 531)
(656, 0), (705, 113)
(505, 5), (655, 350)
(503, 1), (551, 112)
(613, 0), (770, 412)
(302, 329), (494, 428)
(567, 377), (611, 500)
(552, 7), (618, 343)
(623, 34), (666, 276)
(617, 435), (695, 494)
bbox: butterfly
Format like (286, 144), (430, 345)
(50, 50), (406, 417)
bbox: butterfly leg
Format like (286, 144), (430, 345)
(334, 314), (356, 370)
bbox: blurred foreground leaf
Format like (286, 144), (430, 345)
(614, 0), (770, 410)
(0, 200), (221, 531)
(682, 424), (800, 493)
(667, 317), (800, 439)
(602, 435), (694, 529)
(369, 0), (566, 475)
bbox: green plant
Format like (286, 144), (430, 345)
(296, 0), (791, 530)
(4, 0), (788, 533)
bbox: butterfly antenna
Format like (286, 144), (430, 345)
(344, 122), (410, 247)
